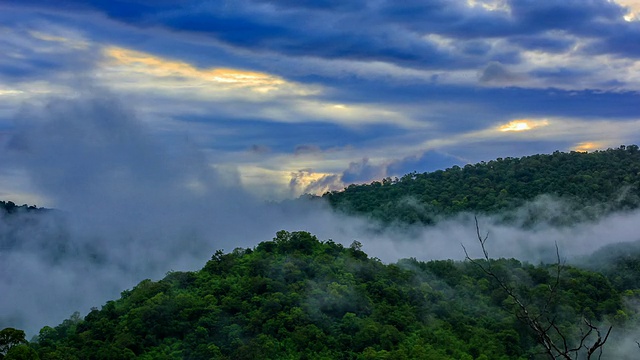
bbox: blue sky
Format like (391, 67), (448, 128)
(2, 0), (640, 204)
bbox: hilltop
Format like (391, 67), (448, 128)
(14, 231), (635, 359)
(321, 145), (640, 225)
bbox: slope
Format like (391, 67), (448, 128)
(24, 231), (627, 360)
(321, 145), (640, 225)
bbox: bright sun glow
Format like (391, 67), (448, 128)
(573, 142), (604, 152)
(498, 119), (549, 132)
(0, 89), (24, 96)
(613, 0), (640, 21)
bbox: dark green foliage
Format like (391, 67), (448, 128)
(321, 146), (640, 225)
(578, 241), (640, 294)
(4, 344), (39, 360)
(0, 328), (27, 358)
(28, 231), (624, 359)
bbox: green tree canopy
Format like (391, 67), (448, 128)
(0, 328), (27, 358)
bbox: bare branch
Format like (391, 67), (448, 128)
(464, 216), (612, 360)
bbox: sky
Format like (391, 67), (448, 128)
(2, 0), (640, 204)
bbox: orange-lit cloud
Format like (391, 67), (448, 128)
(613, 0), (640, 21)
(573, 142), (605, 152)
(99, 47), (418, 128)
(29, 30), (89, 49)
(498, 119), (549, 132)
(103, 47), (305, 94)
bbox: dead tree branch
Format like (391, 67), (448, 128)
(461, 216), (612, 360)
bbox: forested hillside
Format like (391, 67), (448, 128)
(322, 146), (640, 225)
(6, 231), (636, 360)
(4, 148), (640, 359)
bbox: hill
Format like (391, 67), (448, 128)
(321, 145), (640, 225)
(13, 231), (635, 360)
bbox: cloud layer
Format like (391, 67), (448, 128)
(1, 1), (639, 199)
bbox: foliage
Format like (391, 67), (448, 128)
(25, 231), (625, 359)
(3, 345), (39, 360)
(578, 241), (640, 292)
(321, 145), (640, 225)
(0, 328), (27, 359)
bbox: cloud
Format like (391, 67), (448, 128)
(615, 0), (640, 21)
(291, 150), (468, 196)
(288, 169), (342, 196)
(0, 21), (98, 83)
(479, 61), (526, 84)
(0, 90), (277, 334)
(294, 144), (322, 156)
(508, 33), (576, 53)
(572, 141), (607, 152)
(248, 144), (271, 154)
(100, 46), (318, 98)
(498, 118), (549, 132)
(507, 0), (624, 32)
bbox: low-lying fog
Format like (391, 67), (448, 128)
(2, 92), (639, 337)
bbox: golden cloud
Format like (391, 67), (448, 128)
(572, 142), (605, 152)
(614, 0), (640, 21)
(102, 47), (309, 94)
(498, 119), (549, 132)
(29, 30), (89, 49)
(99, 47), (419, 128)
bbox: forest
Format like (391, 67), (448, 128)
(3, 146), (640, 359)
(321, 145), (640, 226)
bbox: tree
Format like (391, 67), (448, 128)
(0, 328), (27, 358)
(4, 345), (40, 360)
(462, 217), (612, 360)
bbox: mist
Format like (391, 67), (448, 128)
(2, 90), (640, 338)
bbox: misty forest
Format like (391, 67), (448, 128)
(5, 146), (640, 360)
